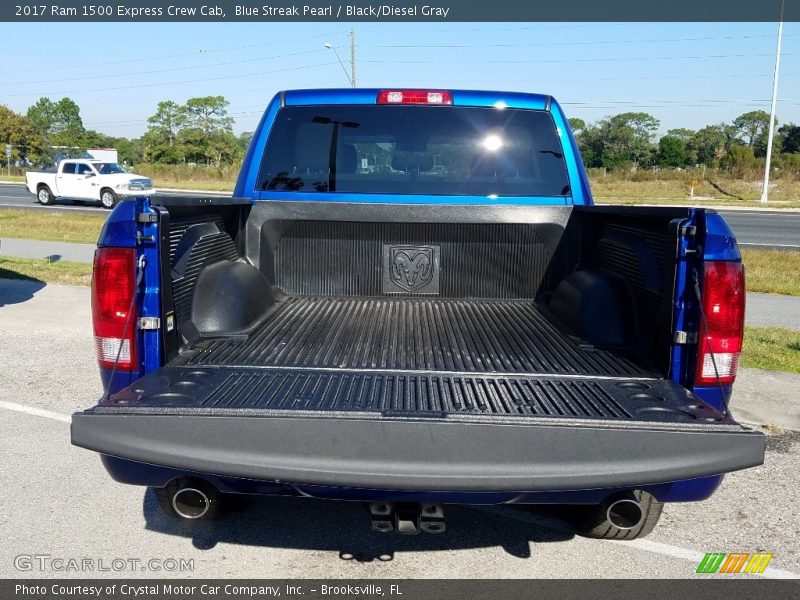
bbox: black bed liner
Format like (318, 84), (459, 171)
(178, 297), (648, 377)
(99, 365), (733, 428)
(73, 368), (765, 490)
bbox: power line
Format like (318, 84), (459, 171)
(0, 30), (349, 76)
(364, 33), (798, 49)
(4, 61), (339, 98)
(7, 47), (346, 86)
(361, 52), (785, 65)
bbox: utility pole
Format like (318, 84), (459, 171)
(349, 29), (357, 88)
(761, 0), (785, 204)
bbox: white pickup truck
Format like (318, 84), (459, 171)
(26, 159), (154, 209)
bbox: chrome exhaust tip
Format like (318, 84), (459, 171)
(172, 486), (211, 520)
(606, 497), (644, 530)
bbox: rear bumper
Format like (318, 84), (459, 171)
(71, 411), (765, 493)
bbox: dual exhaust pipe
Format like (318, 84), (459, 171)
(165, 480), (644, 531)
(171, 485), (213, 520)
(605, 495), (645, 530)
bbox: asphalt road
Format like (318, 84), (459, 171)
(0, 182), (798, 249)
(722, 211), (800, 250)
(0, 182), (213, 216)
(0, 280), (797, 579)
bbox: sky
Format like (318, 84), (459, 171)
(1, 21), (798, 138)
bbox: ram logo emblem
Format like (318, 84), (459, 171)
(384, 245), (440, 294)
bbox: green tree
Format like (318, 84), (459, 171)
(657, 135), (687, 168)
(597, 112), (660, 169)
(568, 118), (586, 135)
(720, 144), (758, 174)
(183, 96), (233, 136)
(115, 137), (145, 165)
(666, 129), (697, 164)
(25, 97), (85, 161)
(732, 110), (772, 155)
(238, 131), (254, 152)
(0, 104), (32, 164)
(778, 123), (800, 154)
(81, 129), (116, 149)
(180, 96), (234, 165)
(143, 100), (186, 163)
(689, 125), (732, 167)
(574, 123), (603, 168)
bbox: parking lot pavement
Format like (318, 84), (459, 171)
(0, 238), (96, 263)
(1, 280), (798, 579)
(746, 293), (800, 331)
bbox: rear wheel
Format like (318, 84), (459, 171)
(152, 478), (225, 521)
(100, 188), (118, 209)
(37, 185), (54, 205)
(570, 490), (663, 540)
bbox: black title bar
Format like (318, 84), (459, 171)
(1, 0), (798, 22)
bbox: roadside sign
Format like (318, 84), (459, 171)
(4, 144), (10, 158)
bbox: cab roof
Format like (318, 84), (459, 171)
(281, 88), (552, 111)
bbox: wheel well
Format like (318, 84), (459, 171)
(37, 183), (49, 191)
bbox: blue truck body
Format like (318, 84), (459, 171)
(76, 89), (763, 535)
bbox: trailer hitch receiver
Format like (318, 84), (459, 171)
(369, 502), (445, 534)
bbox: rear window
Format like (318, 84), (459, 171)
(258, 105), (570, 197)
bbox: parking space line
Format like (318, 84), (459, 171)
(478, 502), (800, 578)
(0, 400), (71, 424)
(739, 242), (800, 249)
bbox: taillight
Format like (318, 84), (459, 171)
(92, 247), (138, 371)
(695, 261), (745, 386)
(377, 90), (453, 105)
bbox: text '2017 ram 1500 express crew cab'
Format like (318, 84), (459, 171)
(71, 89), (764, 539)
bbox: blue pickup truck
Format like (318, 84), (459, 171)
(71, 89), (764, 539)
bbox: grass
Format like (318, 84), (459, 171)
(0, 175), (26, 183)
(0, 209), (105, 244)
(741, 248), (800, 296)
(156, 180), (234, 192)
(593, 178), (800, 208)
(0, 255), (91, 286)
(742, 326), (800, 374)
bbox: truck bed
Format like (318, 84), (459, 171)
(178, 296), (648, 378)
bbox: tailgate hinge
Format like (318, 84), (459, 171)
(138, 317), (161, 330)
(674, 330), (698, 344)
(137, 212), (158, 224)
(680, 223), (698, 255)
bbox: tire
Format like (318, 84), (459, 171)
(100, 188), (118, 209)
(37, 185), (54, 206)
(570, 490), (664, 540)
(152, 478), (226, 521)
